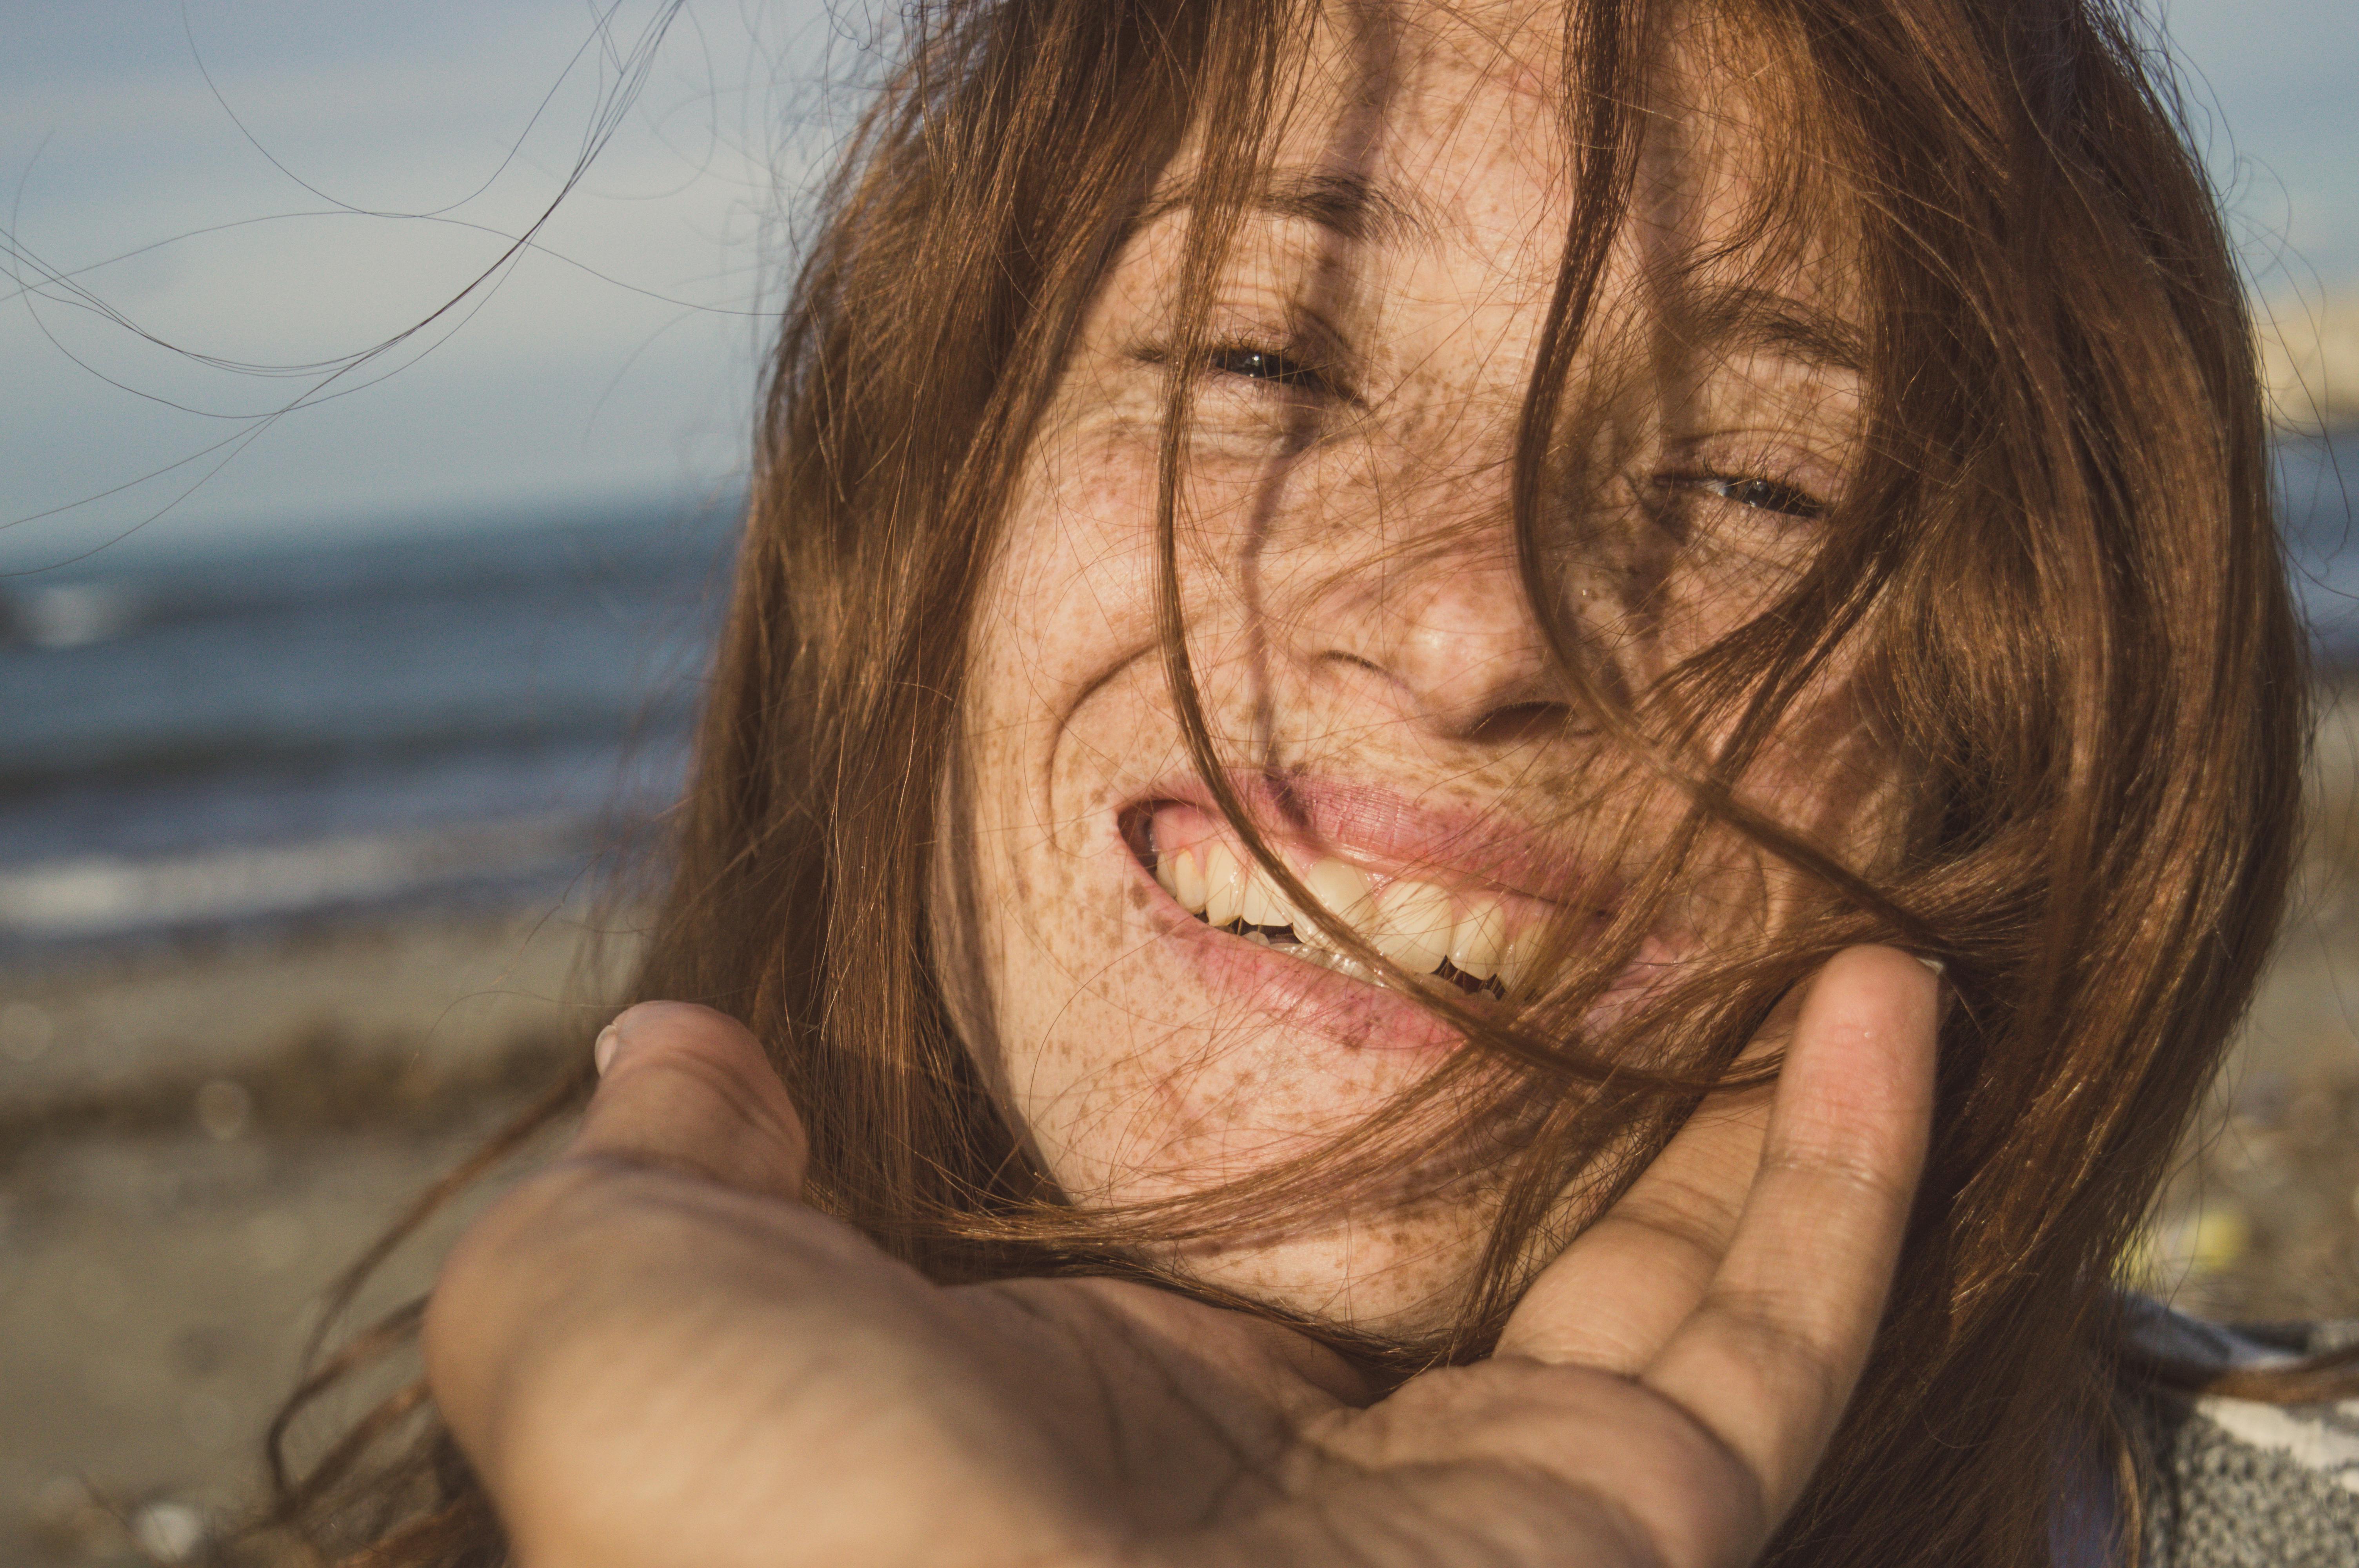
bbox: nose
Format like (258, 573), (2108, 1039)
(1294, 536), (1570, 745)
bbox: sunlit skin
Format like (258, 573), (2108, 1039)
(421, 7), (1941, 1566)
(958, 2), (1886, 1331)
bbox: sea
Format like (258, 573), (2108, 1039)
(0, 496), (737, 961)
(0, 434), (2352, 961)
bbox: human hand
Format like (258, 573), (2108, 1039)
(423, 947), (1937, 1568)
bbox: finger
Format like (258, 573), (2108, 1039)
(1496, 1074), (1772, 1370)
(1499, 982), (1816, 1370)
(573, 1001), (810, 1201)
(1641, 946), (1937, 1515)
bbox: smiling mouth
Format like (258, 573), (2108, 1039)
(1132, 802), (1554, 1001)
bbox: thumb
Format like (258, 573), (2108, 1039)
(576, 1001), (809, 1201)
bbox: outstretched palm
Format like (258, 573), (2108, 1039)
(425, 947), (1936, 1568)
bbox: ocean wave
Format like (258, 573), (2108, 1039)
(0, 499), (738, 653)
(0, 707), (696, 802)
(0, 817), (607, 943)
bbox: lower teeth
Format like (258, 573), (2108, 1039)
(1295, 945), (1379, 985)
(1197, 913), (1501, 998)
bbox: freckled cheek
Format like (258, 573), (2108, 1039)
(1772, 732), (1903, 874)
(1668, 699), (1897, 935)
(1003, 444), (1168, 633)
(958, 440), (1419, 1197)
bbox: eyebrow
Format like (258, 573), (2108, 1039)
(1136, 168), (1445, 250)
(1135, 174), (1862, 372)
(1670, 283), (1866, 374)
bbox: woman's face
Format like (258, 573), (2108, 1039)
(956, 2), (1880, 1332)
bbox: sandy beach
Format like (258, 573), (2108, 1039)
(2, 690), (2354, 1566)
(0, 908), (636, 1566)
(2149, 681), (2359, 1321)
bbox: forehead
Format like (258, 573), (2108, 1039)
(1260, 2), (1577, 274)
(1145, 1), (1852, 337)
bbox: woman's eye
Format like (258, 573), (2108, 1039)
(1206, 345), (1325, 391)
(1688, 474), (1825, 520)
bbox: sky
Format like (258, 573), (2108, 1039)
(2, 0), (2354, 572)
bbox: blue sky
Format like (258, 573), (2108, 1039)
(3, 0), (2353, 571)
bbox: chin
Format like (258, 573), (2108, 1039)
(1158, 1193), (1507, 1342)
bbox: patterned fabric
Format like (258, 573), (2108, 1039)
(2121, 1296), (2359, 1567)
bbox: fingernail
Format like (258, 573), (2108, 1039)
(1915, 956), (1946, 977)
(593, 1023), (621, 1077)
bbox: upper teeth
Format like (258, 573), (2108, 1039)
(1154, 840), (1533, 991)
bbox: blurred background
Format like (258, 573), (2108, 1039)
(0, 2), (2353, 1563)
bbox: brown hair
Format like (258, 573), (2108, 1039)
(267, 1), (2336, 1564)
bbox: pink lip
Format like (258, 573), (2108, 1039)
(1135, 771), (1612, 907)
(1114, 771), (1645, 1056)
